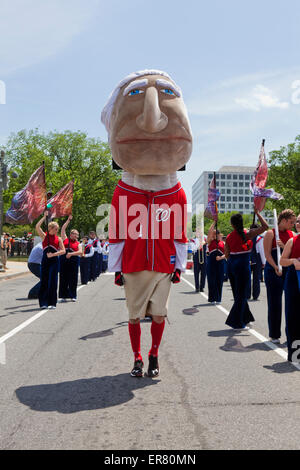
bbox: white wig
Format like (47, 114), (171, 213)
(101, 69), (181, 135)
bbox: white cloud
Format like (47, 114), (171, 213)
(235, 84), (289, 111)
(0, 0), (101, 76)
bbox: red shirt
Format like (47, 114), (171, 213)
(226, 229), (253, 254)
(63, 238), (80, 252)
(290, 235), (300, 259)
(109, 180), (188, 273)
(42, 233), (59, 251)
(272, 229), (293, 249)
(208, 239), (224, 254)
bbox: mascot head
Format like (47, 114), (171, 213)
(101, 69), (193, 175)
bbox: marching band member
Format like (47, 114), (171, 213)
(206, 222), (225, 303)
(263, 209), (296, 343)
(59, 215), (82, 302)
(88, 231), (101, 281)
(248, 223), (263, 301)
(36, 212), (65, 309)
(280, 214), (300, 362)
(191, 234), (207, 293)
(225, 210), (268, 329)
(80, 236), (94, 285)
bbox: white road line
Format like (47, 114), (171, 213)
(181, 276), (300, 371)
(0, 283), (87, 345)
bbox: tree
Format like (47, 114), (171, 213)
(2, 129), (121, 235)
(192, 212), (254, 237)
(267, 135), (300, 213)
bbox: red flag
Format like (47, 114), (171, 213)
(204, 173), (220, 221)
(6, 164), (46, 224)
(250, 140), (283, 211)
(47, 180), (74, 218)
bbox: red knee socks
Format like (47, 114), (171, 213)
(128, 322), (142, 362)
(149, 319), (165, 357)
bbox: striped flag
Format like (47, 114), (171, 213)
(5, 164), (46, 224)
(47, 180), (74, 219)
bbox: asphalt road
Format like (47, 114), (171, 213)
(0, 271), (300, 450)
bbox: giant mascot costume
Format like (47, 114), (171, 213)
(101, 70), (192, 377)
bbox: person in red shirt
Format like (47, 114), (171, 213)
(59, 215), (82, 302)
(280, 214), (300, 363)
(224, 209), (268, 330)
(263, 209), (296, 343)
(102, 69), (192, 378)
(36, 212), (65, 309)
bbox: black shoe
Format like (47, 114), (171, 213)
(130, 359), (144, 377)
(195, 288), (200, 293)
(200, 288), (204, 292)
(147, 355), (159, 377)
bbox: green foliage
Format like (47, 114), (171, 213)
(192, 212), (254, 237)
(267, 135), (300, 213)
(2, 129), (120, 235)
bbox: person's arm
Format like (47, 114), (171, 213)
(47, 237), (66, 258)
(246, 210), (269, 240)
(61, 215), (72, 241)
(263, 229), (281, 275)
(36, 212), (47, 240)
(224, 242), (230, 260)
(206, 221), (216, 245)
(66, 244), (82, 258)
(280, 238), (300, 269)
(216, 254), (226, 261)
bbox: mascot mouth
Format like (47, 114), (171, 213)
(116, 136), (191, 144)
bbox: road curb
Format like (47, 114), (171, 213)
(0, 271), (30, 282)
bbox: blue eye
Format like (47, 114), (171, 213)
(128, 89), (144, 96)
(161, 88), (175, 96)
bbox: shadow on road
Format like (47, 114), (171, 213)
(15, 373), (160, 414)
(263, 362), (300, 374)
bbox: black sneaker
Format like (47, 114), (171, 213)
(147, 355), (159, 377)
(130, 359), (144, 377)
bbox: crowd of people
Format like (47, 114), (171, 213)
(0, 233), (34, 269)
(190, 208), (300, 364)
(18, 207), (300, 367)
(27, 213), (109, 307)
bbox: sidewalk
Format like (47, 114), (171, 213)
(0, 261), (30, 281)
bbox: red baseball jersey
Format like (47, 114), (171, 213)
(109, 180), (188, 273)
(271, 229), (293, 249)
(290, 235), (300, 259)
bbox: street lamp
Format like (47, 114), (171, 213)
(0, 150), (18, 272)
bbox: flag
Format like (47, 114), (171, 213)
(5, 164), (46, 224)
(47, 180), (74, 218)
(250, 140), (283, 211)
(204, 173), (219, 221)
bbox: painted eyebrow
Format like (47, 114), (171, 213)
(156, 79), (182, 97)
(123, 79), (148, 96)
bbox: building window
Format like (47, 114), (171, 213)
(233, 196), (237, 202)
(226, 189), (231, 194)
(245, 197), (249, 202)
(239, 204), (244, 209)
(239, 189), (243, 194)
(233, 175), (238, 180)
(208, 173), (213, 179)
(245, 175), (250, 180)
(221, 182), (225, 187)
(233, 189), (237, 194)
(220, 203), (225, 209)
(239, 196), (243, 202)
(221, 196), (225, 201)
(245, 204), (249, 209)
(227, 196), (231, 201)
(233, 182), (238, 187)
(239, 175), (244, 180)
(226, 174), (232, 179)
(239, 182), (243, 187)
(221, 174), (225, 179)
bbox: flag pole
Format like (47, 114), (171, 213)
(214, 172), (218, 243)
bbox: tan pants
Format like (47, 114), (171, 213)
(0, 247), (7, 268)
(123, 271), (172, 320)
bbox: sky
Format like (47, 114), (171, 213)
(0, 0), (300, 205)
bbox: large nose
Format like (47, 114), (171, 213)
(136, 86), (168, 133)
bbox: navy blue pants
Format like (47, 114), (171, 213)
(247, 260), (262, 300)
(39, 252), (59, 308)
(59, 255), (79, 299)
(80, 257), (91, 285)
(28, 262), (41, 298)
(265, 260), (287, 339)
(226, 253), (254, 328)
(207, 252), (224, 302)
(97, 253), (103, 277)
(284, 266), (300, 361)
(90, 253), (99, 281)
(193, 250), (206, 291)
